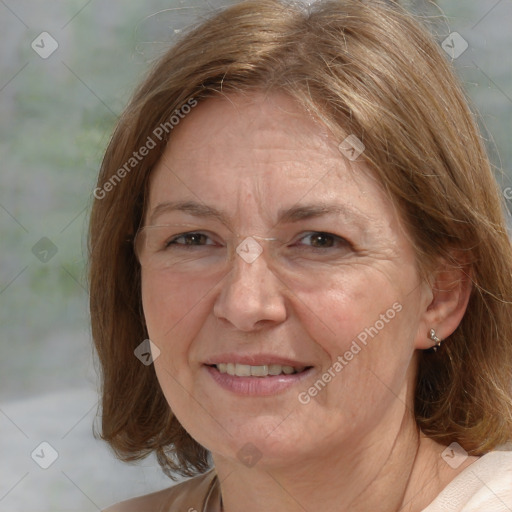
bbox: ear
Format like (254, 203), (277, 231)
(414, 254), (472, 350)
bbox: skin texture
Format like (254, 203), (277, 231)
(139, 91), (474, 512)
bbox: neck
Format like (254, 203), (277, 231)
(212, 411), (466, 512)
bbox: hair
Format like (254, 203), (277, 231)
(89, 0), (512, 478)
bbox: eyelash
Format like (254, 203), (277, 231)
(166, 231), (351, 250)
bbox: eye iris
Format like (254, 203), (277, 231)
(184, 233), (207, 245)
(311, 233), (334, 248)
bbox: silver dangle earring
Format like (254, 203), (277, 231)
(429, 328), (442, 352)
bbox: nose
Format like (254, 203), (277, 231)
(213, 249), (287, 332)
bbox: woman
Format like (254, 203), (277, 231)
(89, 0), (512, 510)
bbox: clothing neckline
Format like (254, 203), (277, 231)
(420, 450), (512, 511)
(202, 450), (512, 511)
(202, 470), (221, 512)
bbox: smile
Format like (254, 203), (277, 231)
(205, 362), (314, 396)
(214, 363), (307, 377)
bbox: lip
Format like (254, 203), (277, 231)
(204, 364), (315, 397)
(204, 353), (311, 367)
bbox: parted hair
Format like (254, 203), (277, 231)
(89, 0), (512, 478)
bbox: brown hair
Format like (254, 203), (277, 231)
(89, 0), (512, 478)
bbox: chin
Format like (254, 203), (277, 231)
(200, 415), (318, 468)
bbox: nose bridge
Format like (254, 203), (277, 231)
(214, 235), (286, 330)
(230, 234), (285, 286)
(233, 235), (274, 264)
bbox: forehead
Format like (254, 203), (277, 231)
(156, 91), (338, 175)
(146, 91), (393, 229)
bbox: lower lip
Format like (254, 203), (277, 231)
(205, 365), (314, 396)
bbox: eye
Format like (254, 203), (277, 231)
(296, 232), (350, 249)
(166, 232), (216, 248)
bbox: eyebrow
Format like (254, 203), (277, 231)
(276, 204), (366, 228)
(148, 201), (230, 226)
(148, 200), (367, 229)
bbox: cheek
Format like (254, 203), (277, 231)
(141, 271), (221, 386)
(141, 270), (217, 341)
(291, 268), (401, 355)
(293, 266), (416, 403)
(141, 272), (215, 416)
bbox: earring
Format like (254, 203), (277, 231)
(429, 328), (442, 352)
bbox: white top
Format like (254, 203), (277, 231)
(423, 450), (512, 511)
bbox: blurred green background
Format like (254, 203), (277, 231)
(0, 0), (510, 510)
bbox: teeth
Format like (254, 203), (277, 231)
(268, 364), (282, 376)
(250, 365), (268, 377)
(235, 364), (251, 377)
(215, 363), (306, 377)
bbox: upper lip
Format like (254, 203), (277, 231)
(204, 353), (312, 367)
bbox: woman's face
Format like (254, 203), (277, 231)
(140, 92), (433, 467)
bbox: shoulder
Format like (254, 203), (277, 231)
(103, 469), (217, 512)
(424, 450), (512, 511)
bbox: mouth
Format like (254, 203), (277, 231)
(204, 360), (314, 396)
(208, 363), (311, 377)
